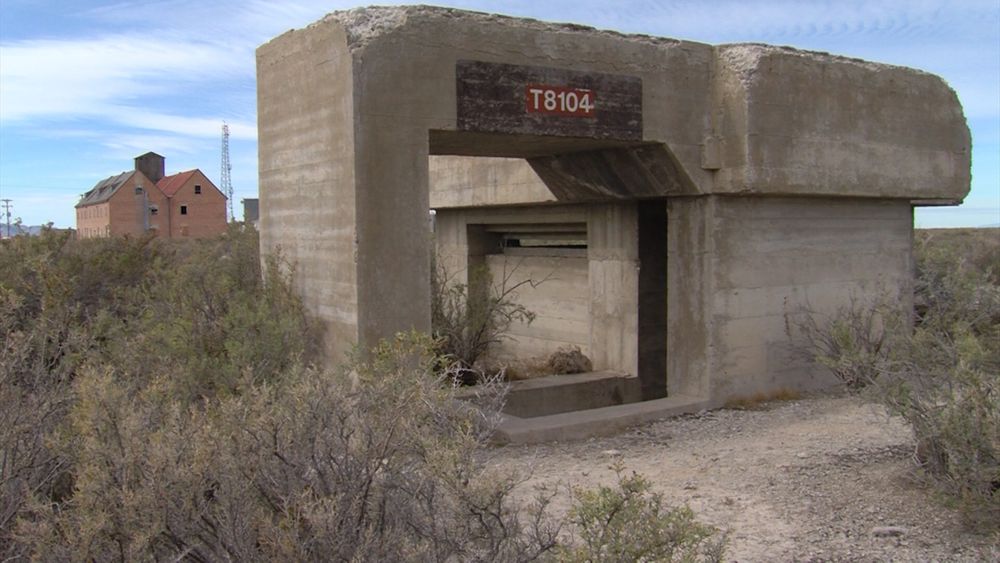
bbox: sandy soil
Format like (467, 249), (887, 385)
(488, 391), (997, 562)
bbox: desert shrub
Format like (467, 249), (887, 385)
(0, 230), (164, 558)
(878, 234), (999, 529)
(557, 461), (726, 562)
(4, 230), (723, 560)
(796, 293), (903, 389)
(0, 225), (316, 557)
(16, 333), (560, 562)
(135, 224), (317, 400)
(431, 259), (537, 382)
(796, 229), (999, 529)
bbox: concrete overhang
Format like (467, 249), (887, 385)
(261, 5), (970, 204)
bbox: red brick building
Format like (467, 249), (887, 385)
(76, 152), (227, 239)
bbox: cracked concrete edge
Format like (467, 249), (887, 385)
(713, 43), (924, 86)
(315, 5), (945, 86)
(320, 4), (691, 52)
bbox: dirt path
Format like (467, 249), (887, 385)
(488, 392), (996, 562)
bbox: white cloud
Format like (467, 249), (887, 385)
(111, 108), (257, 140)
(0, 34), (246, 121)
(0, 0), (996, 228)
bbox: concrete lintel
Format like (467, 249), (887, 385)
(528, 144), (700, 201)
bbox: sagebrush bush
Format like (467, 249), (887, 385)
(3, 229), (723, 560)
(796, 292), (903, 389)
(0, 225), (316, 557)
(0, 230), (165, 558)
(797, 229), (999, 529)
(16, 333), (560, 562)
(136, 225), (317, 400)
(431, 259), (537, 382)
(557, 461), (726, 563)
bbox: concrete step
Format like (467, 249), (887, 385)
(502, 370), (642, 418)
(494, 394), (710, 445)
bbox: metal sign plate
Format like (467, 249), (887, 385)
(456, 60), (642, 140)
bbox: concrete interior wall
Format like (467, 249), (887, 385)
(486, 252), (590, 360)
(430, 156), (555, 208)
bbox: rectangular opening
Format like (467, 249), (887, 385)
(487, 222), (587, 257)
(180, 205), (188, 215)
(466, 219), (590, 364)
(194, 185), (202, 194)
(637, 201), (668, 399)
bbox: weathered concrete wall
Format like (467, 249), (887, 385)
(693, 196), (913, 401)
(486, 253), (590, 360)
(257, 22), (358, 362)
(429, 156), (554, 208)
(587, 203), (639, 376)
(666, 196), (713, 399)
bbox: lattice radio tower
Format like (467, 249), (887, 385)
(221, 122), (234, 222)
(1, 199), (12, 239)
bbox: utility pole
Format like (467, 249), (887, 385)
(221, 122), (234, 222)
(0, 199), (11, 239)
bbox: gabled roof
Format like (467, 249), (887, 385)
(157, 169), (225, 199)
(156, 170), (197, 197)
(76, 171), (133, 208)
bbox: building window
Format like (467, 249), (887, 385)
(180, 205), (188, 215)
(194, 185), (202, 194)
(150, 205), (158, 216)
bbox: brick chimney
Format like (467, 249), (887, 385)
(134, 152), (165, 184)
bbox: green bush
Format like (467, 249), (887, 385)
(557, 461), (726, 563)
(0, 230), (166, 558)
(879, 232), (999, 530)
(135, 225), (317, 400)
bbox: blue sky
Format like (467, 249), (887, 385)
(1, 0), (997, 228)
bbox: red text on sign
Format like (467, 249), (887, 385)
(525, 85), (596, 117)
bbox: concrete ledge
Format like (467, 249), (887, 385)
(493, 394), (710, 445)
(503, 371), (642, 418)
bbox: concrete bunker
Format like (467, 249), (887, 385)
(257, 6), (970, 442)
